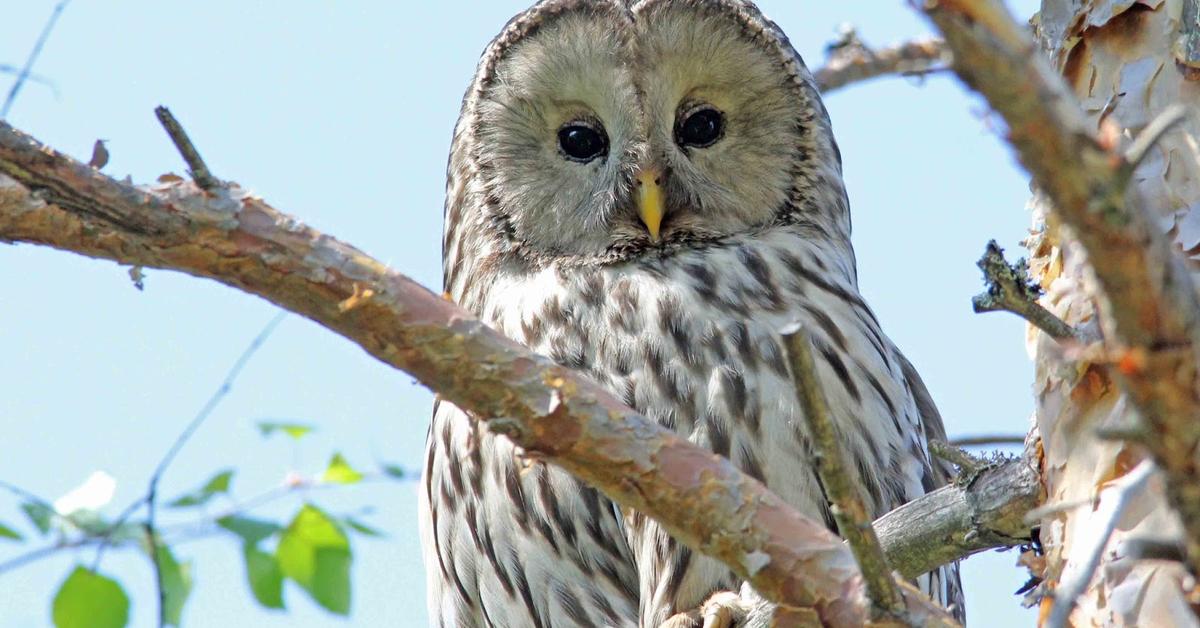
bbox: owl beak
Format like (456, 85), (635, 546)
(636, 169), (664, 242)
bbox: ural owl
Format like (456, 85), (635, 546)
(420, 1), (963, 626)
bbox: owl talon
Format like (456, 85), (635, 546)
(701, 591), (746, 628)
(662, 589), (760, 628)
(660, 609), (702, 628)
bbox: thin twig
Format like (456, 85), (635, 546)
(149, 312), (288, 499)
(154, 106), (219, 190)
(1023, 497), (1093, 525)
(782, 327), (907, 621)
(0, 471), (400, 577)
(972, 240), (1077, 341)
(1124, 104), (1189, 168)
(140, 311), (285, 618)
(0, 0), (71, 119)
(0, 538), (97, 575)
(949, 433), (1026, 448)
(93, 312), (286, 568)
(0, 479), (91, 533)
(814, 29), (950, 93)
(163, 472), (397, 540)
(1046, 461), (1156, 628)
(145, 524), (166, 628)
(0, 65), (57, 97)
(0, 479), (55, 509)
(928, 440), (983, 476)
(90, 496), (147, 570)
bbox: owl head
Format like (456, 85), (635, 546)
(444, 0), (850, 299)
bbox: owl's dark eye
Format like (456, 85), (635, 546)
(676, 105), (724, 149)
(557, 122), (608, 163)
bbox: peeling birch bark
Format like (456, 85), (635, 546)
(915, 0), (1200, 624)
(1031, 1), (1200, 624)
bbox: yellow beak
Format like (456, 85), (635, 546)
(636, 169), (664, 242)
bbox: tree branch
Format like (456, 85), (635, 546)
(0, 120), (958, 627)
(783, 329), (906, 620)
(875, 455), (1041, 580)
(972, 240), (1077, 341)
(154, 106), (218, 190)
(949, 434), (1026, 448)
(1, 0), (71, 119)
(814, 31), (949, 94)
(917, 0), (1200, 578)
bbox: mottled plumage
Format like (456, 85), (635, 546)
(420, 1), (963, 626)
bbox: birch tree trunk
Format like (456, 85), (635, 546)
(1030, 0), (1200, 624)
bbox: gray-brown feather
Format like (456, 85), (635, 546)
(421, 1), (963, 626)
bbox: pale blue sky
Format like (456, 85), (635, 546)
(0, 1), (1040, 626)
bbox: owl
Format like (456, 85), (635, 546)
(419, 1), (964, 626)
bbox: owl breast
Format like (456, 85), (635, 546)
(487, 227), (930, 514)
(430, 225), (938, 626)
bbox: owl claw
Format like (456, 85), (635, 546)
(700, 591), (746, 628)
(662, 587), (774, 628)
(660, 609), (702, 628)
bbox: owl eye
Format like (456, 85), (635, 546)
(676, 105), (724, 149)
(557, 121), (608, 163)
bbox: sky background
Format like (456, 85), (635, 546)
(0, 1), (1041, 626)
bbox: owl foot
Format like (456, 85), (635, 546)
(661, 586), (775, 628)
(699, 591), (750, 628)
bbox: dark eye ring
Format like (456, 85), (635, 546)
(557, 120), (609, 163)
(676, 104), (724, 149)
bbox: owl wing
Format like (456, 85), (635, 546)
(896, 351), (967, 622)
(896, 352), (956, 487)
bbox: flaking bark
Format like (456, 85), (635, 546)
(918, 0), (1200, 624)
(921, 0), (1200, 577)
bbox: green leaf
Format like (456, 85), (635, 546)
(276, 504), (351, 615)
(243, 544), (284, 609)
(63, 510), (112, 537)
(21, 501), (54, 535)
(256, 421), (314, 440)
(51, 566), (130, 628)
(380, 464), (407, 480)
(343, 518), (384, 538)
(0, 521), (23, 541)
(217, 515), (282, 547)
(321, 453), (363, 485)
(150, 544), (193, 627)
(310, 547), (351, 615)
(167, 469), (234, 508)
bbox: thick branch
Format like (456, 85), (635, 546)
(919, 0), (1200, 577)
(875, 456), (1041, 580)
(814, 34), (949, 93)
(0, 121), (957, 627)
